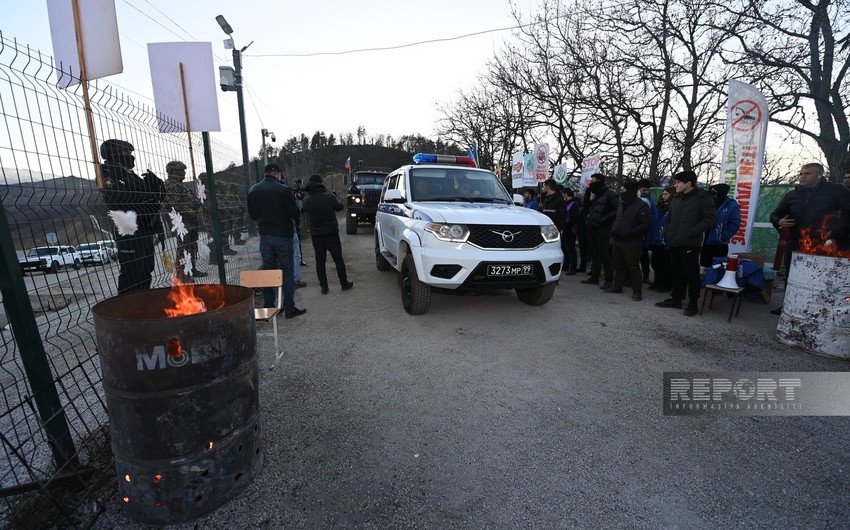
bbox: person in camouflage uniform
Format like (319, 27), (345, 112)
(226, 182), (247, 245)
(162, 161), (206, 278)
(201, 173), (236, 260)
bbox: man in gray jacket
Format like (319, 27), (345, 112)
(655, 171), (716, 316)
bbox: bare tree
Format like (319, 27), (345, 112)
(720, 0), (850, 179)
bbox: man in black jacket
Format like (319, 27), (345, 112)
(656, 170), (716, 316)
(580, 173), (619, 290)
(247, 164), (305, 318)
(769, 162), (850, 314)
(100, 139), (165, 293)
(605, 180), (652, 300)
(302, 174), (354, 295)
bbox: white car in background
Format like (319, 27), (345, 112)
(77, 242), (112, 265)
(374, 153), (563, 315)
(18, 245), (82, 274)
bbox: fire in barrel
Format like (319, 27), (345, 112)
(92, 279), (262, 525)
(776, 215), (850, 359)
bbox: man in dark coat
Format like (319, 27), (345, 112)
(656, 171), (716, 316)
(605, 180), (652, 300)
(580, 173), (620, 290)
(769, 162), (850, 314)
(302, 174), (354, 295)
(247, 164), (305, 318)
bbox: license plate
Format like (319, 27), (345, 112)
(487, 264), (533, 277)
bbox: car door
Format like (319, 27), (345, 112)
(378, 172), (403, 261)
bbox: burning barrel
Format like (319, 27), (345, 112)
(92, 283), (262, 525)
(776, 252), (850, 359)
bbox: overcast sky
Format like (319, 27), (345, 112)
(3, 0), (537, 158)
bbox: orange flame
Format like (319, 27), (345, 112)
(796, 214), (850, 258)
(164, 275), (207, 317)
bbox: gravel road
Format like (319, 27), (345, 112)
(91, 215), (850, 529)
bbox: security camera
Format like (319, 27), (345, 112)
(270, 133), (276, 142)
(219, 66), (236, 91)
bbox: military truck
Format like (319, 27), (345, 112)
(345, 169), (389, 234)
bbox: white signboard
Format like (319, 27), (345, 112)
(48, 0), (123, 88)
(554, 162), (569, 184)
(523, 153), (536, 187)
(148, 42), (222, 132)
(580, 153), (602, 193)
(511, 152), (524, 189)
(533, 143), (550, 182)
(719, 79), (769, 254)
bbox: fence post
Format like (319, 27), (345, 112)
(203, 132), (228, 283)
(0, 202), (78, 470)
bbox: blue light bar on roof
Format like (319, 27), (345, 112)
(412, 153), (477, 168)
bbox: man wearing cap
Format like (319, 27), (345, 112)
(302, 174), (354, 294)
(247, 163), (306, 318)
(656, 170), (716, 317)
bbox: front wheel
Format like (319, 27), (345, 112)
(401, 255), (431, 315)
(516, 283), (556, 306)
(49, 261), (59, 274)
(346, 215), (357, 234)
(73, 259), (82, 270)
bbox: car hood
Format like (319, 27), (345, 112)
(409, 202), (552, 225)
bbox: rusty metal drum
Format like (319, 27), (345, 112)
(776, 252), (850, 359)
(92, 284), (262, 525)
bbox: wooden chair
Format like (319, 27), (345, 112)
(240, 269), (284, 369)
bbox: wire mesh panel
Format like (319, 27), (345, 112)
(0, 32), (251, 527)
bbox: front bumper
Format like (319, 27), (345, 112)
(411, 239), (563, 290)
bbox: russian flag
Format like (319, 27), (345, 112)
(345, 156), (351, 169)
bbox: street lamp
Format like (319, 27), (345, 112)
(261, 128), (276, 167)
(216, 14), (256, 236)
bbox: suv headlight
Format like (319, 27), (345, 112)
(424, 223), (469, 242)
(541, 224), (560, 242)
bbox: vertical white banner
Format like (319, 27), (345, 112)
(533, 143), (550, 182)
(511, 152), (524, 189)
(719, 79), (769, 254)
(580, 154), (601, 193)
(523, 153), (537, 187)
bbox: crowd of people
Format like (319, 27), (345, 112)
(525, 163), (850, 317)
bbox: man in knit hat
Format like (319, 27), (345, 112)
(302, 174), (353, 294)
(162, 160), (206, 279)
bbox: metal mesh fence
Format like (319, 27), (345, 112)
(0, 32), (252, 527)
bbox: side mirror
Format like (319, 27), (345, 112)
(384, 189), (404, 203)
(513, 194), (525, 206)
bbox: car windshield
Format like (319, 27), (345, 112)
(410, 168), (512, 204)
(354, 174), (386, 186)
(78, 244), (98, 250)
(27, 247), (58, 257)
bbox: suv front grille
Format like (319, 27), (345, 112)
(467, 225), (543, 249)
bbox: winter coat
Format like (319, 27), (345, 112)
(704, 197), (742, 245)
(539, 192), (567, 232)
(647, 203), (670, 248)
(247, 175), (300, 238)
(665, 187), (716, 247)
(564, 198), (581, 235)
(770, 179), (850, 250)
(585, 187), (619, 230)
(524, 197), (539, 210)
(302, 181), (344, 236)
(611, 199), (652, 243)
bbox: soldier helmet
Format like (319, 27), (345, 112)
(166, 160), (187, 174)
(100, 139), (134, 160)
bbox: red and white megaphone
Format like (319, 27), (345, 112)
(716, 255), (740, 289)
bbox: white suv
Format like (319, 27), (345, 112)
(374, 154), (563, 314)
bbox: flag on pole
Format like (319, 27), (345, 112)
(719, 79), (769, 254)
(345, 156), (351, 169)
(466, 145), (479, 167)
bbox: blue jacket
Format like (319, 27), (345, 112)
(705, 197), (742, 245)
(524, 197), (539, 210)
(647, 208), (669, 248)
